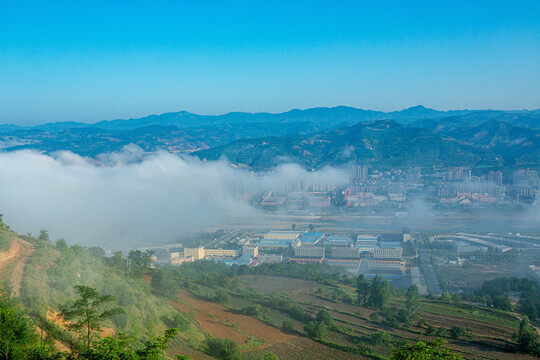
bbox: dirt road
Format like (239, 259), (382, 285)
(10, 238), (35, 296)
(0, 238), (24, 267)
(0, 237), (35, 296)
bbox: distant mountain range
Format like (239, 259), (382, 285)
(0, 105), (538, 169)
(2, 105), (539, 134)
(194, 120), (503, 170)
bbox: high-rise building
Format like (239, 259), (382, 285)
(447, 167), (471, 181)
(406, 167), (422, 184)
(513, 169), (538, 188)
(351, 165), (369, 184)
(488, 171), (503, 185)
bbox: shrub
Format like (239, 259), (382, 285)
(242, 304), (262, 318)
(369, 312), (380, 322)
(304, 321), (327, 340)
(449, 326), (466, 340)
(204, 337), (242, 360)
(282, 318), (295, 332)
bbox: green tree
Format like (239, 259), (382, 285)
(304, 320), (327, 339)
(356, 274), (371, 308)
(54, 238), (69, 253)
(127, 250), (155, 278)
(163, 313), (190, 332)
(242, 304), (262, 318)
(368, 275), (392, 310)
(38, 229), (50, 243)
(0, 296), (39, 359)
(448, 326), (466, 340)
(107, 251), (127, 271)
(491, 294), (512, 311)
(441, 291), (452, 302)
(203, 337), (242, 360)
(316, 309), (333, 326)
(87, 247), (106, 259)
(79, 328), (180, 360)
(425, 324), (436, 336)
(369, 312), (380, 322)
(405, 284), (420, 316)
(391, 338), (465, 359)
(434, 327), (447, 337)
(516, 316), (539, 355)
(282, 318), (294, 332)
(213, 288), (230, 305)
(60, 285), (124, 349)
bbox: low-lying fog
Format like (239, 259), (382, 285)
(0, 146), (347, 249)
(0, 146), (537, 250)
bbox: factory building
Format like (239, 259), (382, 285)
(331, 247), (361, 259)
(294, 246), (325, 258)
(324, 235), (351, 247)
(184, 247), (205, 260)
(204, 247), (241, 259)
(300, 232), (324, 246)
(373, 247), (403, 259)
(259, 253), (283, 263)
(242, 245), (259, 257)
(254, 241), (294, 249)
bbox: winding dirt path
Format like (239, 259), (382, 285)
(0, 238), (69, 351)
(0, 238), (24, 267)
(0, 238), (32, 294)
(11, 238), (35, 296)
(0, 237), (35, 296)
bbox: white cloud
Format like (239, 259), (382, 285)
(0, 147), (349, 250)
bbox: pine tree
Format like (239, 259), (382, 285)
(60, 285), (124, 349)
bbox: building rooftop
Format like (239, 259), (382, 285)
(323, 239), (349, 246)
(266, 230), (306, 235)
(255, 241), (292, 246)
(357, 235), (379, 241)
(355, 243), (377, 248)
(326, 235), (350, 241)
(205, 246), (241, 251)
(301, 232), (325, 238)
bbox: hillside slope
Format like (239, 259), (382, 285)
(194, 120), (502, 170)
(19, 237), (194, 343)
(418, 119), (540, 165)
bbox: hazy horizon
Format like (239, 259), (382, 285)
(2, 1), (539, 125)
(2, 104), (540, 127)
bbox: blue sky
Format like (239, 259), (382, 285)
(1, 0), (539, 125)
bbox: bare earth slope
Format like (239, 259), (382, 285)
(0, 237), (35, 295)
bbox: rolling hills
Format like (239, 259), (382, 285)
(0, 106), (538, 170)
(194, 120), (503, 170)
(417, 119), (540, 165)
